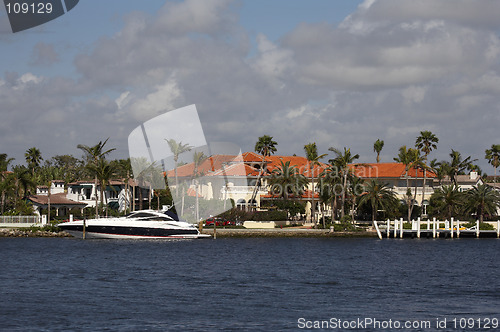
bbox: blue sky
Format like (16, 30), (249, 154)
(1, 0), (500, 174)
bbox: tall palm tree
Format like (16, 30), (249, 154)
(430, 159), (446, 185)
(267, 160), (308, 200)
(463, 184), (500, 223)
(250, 135), (278, 209)
(77, 138), (116, 217)
(328, 147), (359, 220)
(86, 159), (116, 217)
(12, 165), (34, 204)
(415, 131), (438, 208)
(165, 139), (193, 199)
(429, 185), (463, 220)
(347, 174), (364, 223)
(318, 165), (342, 222)
(394, 146), (424, 221)
(446, 149), (477, 186)
(304, 142), (327, 225)
(25, 147), (43, 177)
(193, 151), (207, 222)
(0, 153), (15, 214)
(373, 139), (384, 163)
(485, 144), (500, 181)
(358, 180), (398, 222)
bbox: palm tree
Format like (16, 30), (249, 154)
(12, 165), (34, 204)
(0, 153), (15, 214)
(485, 144), (500, 181)
(394, 146), (425, 221)
(250, 135), (278, 210)
(165, 139), (193, 199)
(415, 131), (438, 208)
(86, 159), (116, 217)
(347, 174), (364, 223)
(446, 149), (477, 186)
(463, 184), (500, 223)
(267, 160), (308, 200)
(358, 180), (398, 222)
(25, 147), (43, 177)
(193, 151), (207, 223)
(304, 142), (327, 225)
(429, 185), (463, 220)
(77, 138), (116, 217)
(430, 159), (446, 185)
(328, 147), (360, 220)
(373, 139), (384, 163)
(318, 165), (342, 223)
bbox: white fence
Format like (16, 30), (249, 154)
(0, 216), (42, 227)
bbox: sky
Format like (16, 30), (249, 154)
(1, 0), (500, 174)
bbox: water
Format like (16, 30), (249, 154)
(1, 237), (500, 331)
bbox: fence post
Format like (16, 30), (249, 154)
(456, 219), (460, 238)
(497, 220), (500, 238)
(451, 217), (454, 238)
(387, 219), (390, 238)
(476, 220), (480, 238)
(417, 217), (421, 238)
(433, 217), (436, 238)
(400, 218), (403, 238)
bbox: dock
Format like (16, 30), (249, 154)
(373, 218), (500, 239)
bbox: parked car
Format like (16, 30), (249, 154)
(204, 217), (223, 227)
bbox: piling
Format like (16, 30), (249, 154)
(417, 218), (421, 238)
(399, 218), (403, 239)
(497, 220), (500, 238)
(450, 218), (454, 238)
(476, 220), (480, 238)
(456, 219), (460, 238)
(433, 217), (436, 238)
(386, 219), (390, 238)
(83, 217), (86, 240)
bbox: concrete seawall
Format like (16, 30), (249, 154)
(201, 228), (377, 238)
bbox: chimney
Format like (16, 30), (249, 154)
(470, 171), (478, 180)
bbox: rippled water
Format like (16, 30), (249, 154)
(1, 237), (499, 331)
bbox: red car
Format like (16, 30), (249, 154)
(204, 217), (222, 226)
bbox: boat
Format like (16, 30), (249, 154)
(57, 209), (210, 239)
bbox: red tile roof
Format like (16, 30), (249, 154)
(350, 163), (436, 178)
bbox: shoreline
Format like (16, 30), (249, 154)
(0, 227), (377, 238)
(201, 228), (377, 238)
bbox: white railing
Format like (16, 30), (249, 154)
(0, 216), (41, 224)
(221, 186), (267, 194)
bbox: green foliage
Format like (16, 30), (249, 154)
(273, 200), (305, 217)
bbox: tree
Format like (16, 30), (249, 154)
(267, 160), (308, 200)
(485, 144), (500, 181)
(250, 135), (278, 210)
(318, 165), (342, 223)
(192, 151), (207, 223)
(445, 149), (477, 186)
(429, 185), (463, 220)
(304, 142), (327, 225)
(86, 158), (116, 217)
(394, 146), (425, 221)
(358, 180), (398, 222)
(25, 147), (42, 177)
(77, 138), (116, 217)
(0, 154), (15, 214)
(373, 139), (384, 163)
(328, 147), (359, 220)
(165, 139), (193, 200)
(415, 131), (438, 209)
(463, 184), (500, 223)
